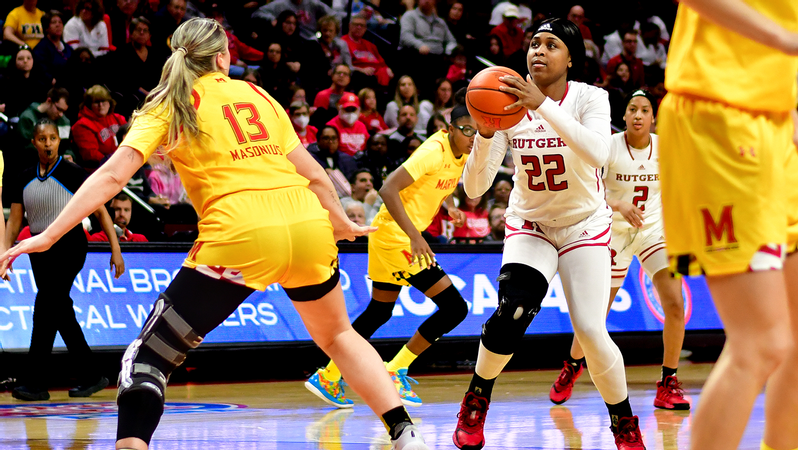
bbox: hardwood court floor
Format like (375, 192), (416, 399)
(0, 363), (770, 449)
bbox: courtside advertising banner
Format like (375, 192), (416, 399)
(0, 251), (722, 350)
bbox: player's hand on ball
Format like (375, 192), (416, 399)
(618, 202), (645, 228)
(475, 123), (495, 139)
(410, 234), (436, 268)
(499, 75), (547, 111)
(334, 220), (377, 242)
(449, 207), (466, 227)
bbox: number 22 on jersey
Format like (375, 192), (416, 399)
(520, 154), (569, 191)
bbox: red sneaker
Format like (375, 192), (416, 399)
(654, 375), (690, 410)
(613, 416), (646, 450)
(549, 361), (584, 404)
(452, 392), (489, 450)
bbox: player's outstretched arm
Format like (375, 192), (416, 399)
(680, 0), (798, 55)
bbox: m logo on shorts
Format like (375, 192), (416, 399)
(701, 205), (738, 249)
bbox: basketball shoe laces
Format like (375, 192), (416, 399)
(616, 417), (643, 445)
(457, 395), (489, 431)
(555, 364), (577, 389)
(322, 375), (346, 399)
(664, 377), (685, 398)
(393, 371), (419, 395)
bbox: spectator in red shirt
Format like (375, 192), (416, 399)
(89, 193), (148, 242)
(357, 87), (387, 134)
(446, 45), (469, 84)
(71, 85), (127, 168)
(606, 30), (645, 89)
(313, 63), (353, 110)
(289, 101), (317, 146)
(567, 5), (592, 42)
(451, 185), (490, 239)
(489, 4), (523, 58)
(326, 92), (368, 155)
(342, 13), (393, 90)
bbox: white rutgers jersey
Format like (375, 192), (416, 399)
(497, 81), (609, 226)
(603, 132), (662, 232)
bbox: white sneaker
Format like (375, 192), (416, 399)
(391, 424), (428, 450)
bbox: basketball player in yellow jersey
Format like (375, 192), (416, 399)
(0, 18), (429, 450)
(658, 1), (798, 449)
(307, 101), (484, 408)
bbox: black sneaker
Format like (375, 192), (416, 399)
(12, 385), (50, 401)
(69, 377), (109, 397)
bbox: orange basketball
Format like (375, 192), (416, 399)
(466, 66), (527, 131)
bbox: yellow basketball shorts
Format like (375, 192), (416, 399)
(658, 94), (796, 276)
(367, 231), (425, 286)
(183, 186), (339, 297)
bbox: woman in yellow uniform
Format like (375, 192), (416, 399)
(307, 100), (481, 408)
(0, 18), (427, 450)
(658, 1), (798, 449)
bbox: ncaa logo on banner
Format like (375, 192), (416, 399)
(0, 402), (247, 419)
(639, 268), (692, 324)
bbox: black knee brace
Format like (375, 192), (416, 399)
(351, 299), (395, 339)
(117, 293), (203, 402)
(417, 284), (469, 343)
(481, 263), (549, 355)
(116, 293), (204, 442)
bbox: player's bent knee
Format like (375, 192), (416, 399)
(117, 293), (204, 403)
(417, 285), (469, 342)
(481, 263), (548, 355)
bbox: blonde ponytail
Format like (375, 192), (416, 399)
(131, 18), (227, 151)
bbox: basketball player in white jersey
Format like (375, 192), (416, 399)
(452, 18), (645, 450)
(549, 90), (689, 411)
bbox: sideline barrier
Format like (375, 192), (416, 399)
(0, 244), (721, 350)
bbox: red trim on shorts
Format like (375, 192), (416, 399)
(505, 223), (519, 232)
(559, 242), (609, 256)
(505, 231), (556, 247)
(640, 245), (666, 263)
(611, 275), (627, 278)
(247, 82), (279, 116)
(557, 224), (611, 256)
(756, 244), (784, 258)
(639, 241), (665, 257)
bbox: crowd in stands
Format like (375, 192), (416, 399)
(0, 0), (676, 244)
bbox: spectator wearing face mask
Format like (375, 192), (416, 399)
(289, 101), (317, 146)
(326, 92), (368, 156)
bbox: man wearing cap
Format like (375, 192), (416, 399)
(490, 4), (524, 57)
(326, 92), (369, 156)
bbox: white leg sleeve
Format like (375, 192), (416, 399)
(475, 342), (513, 380)
(559, 245), (628, 404)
